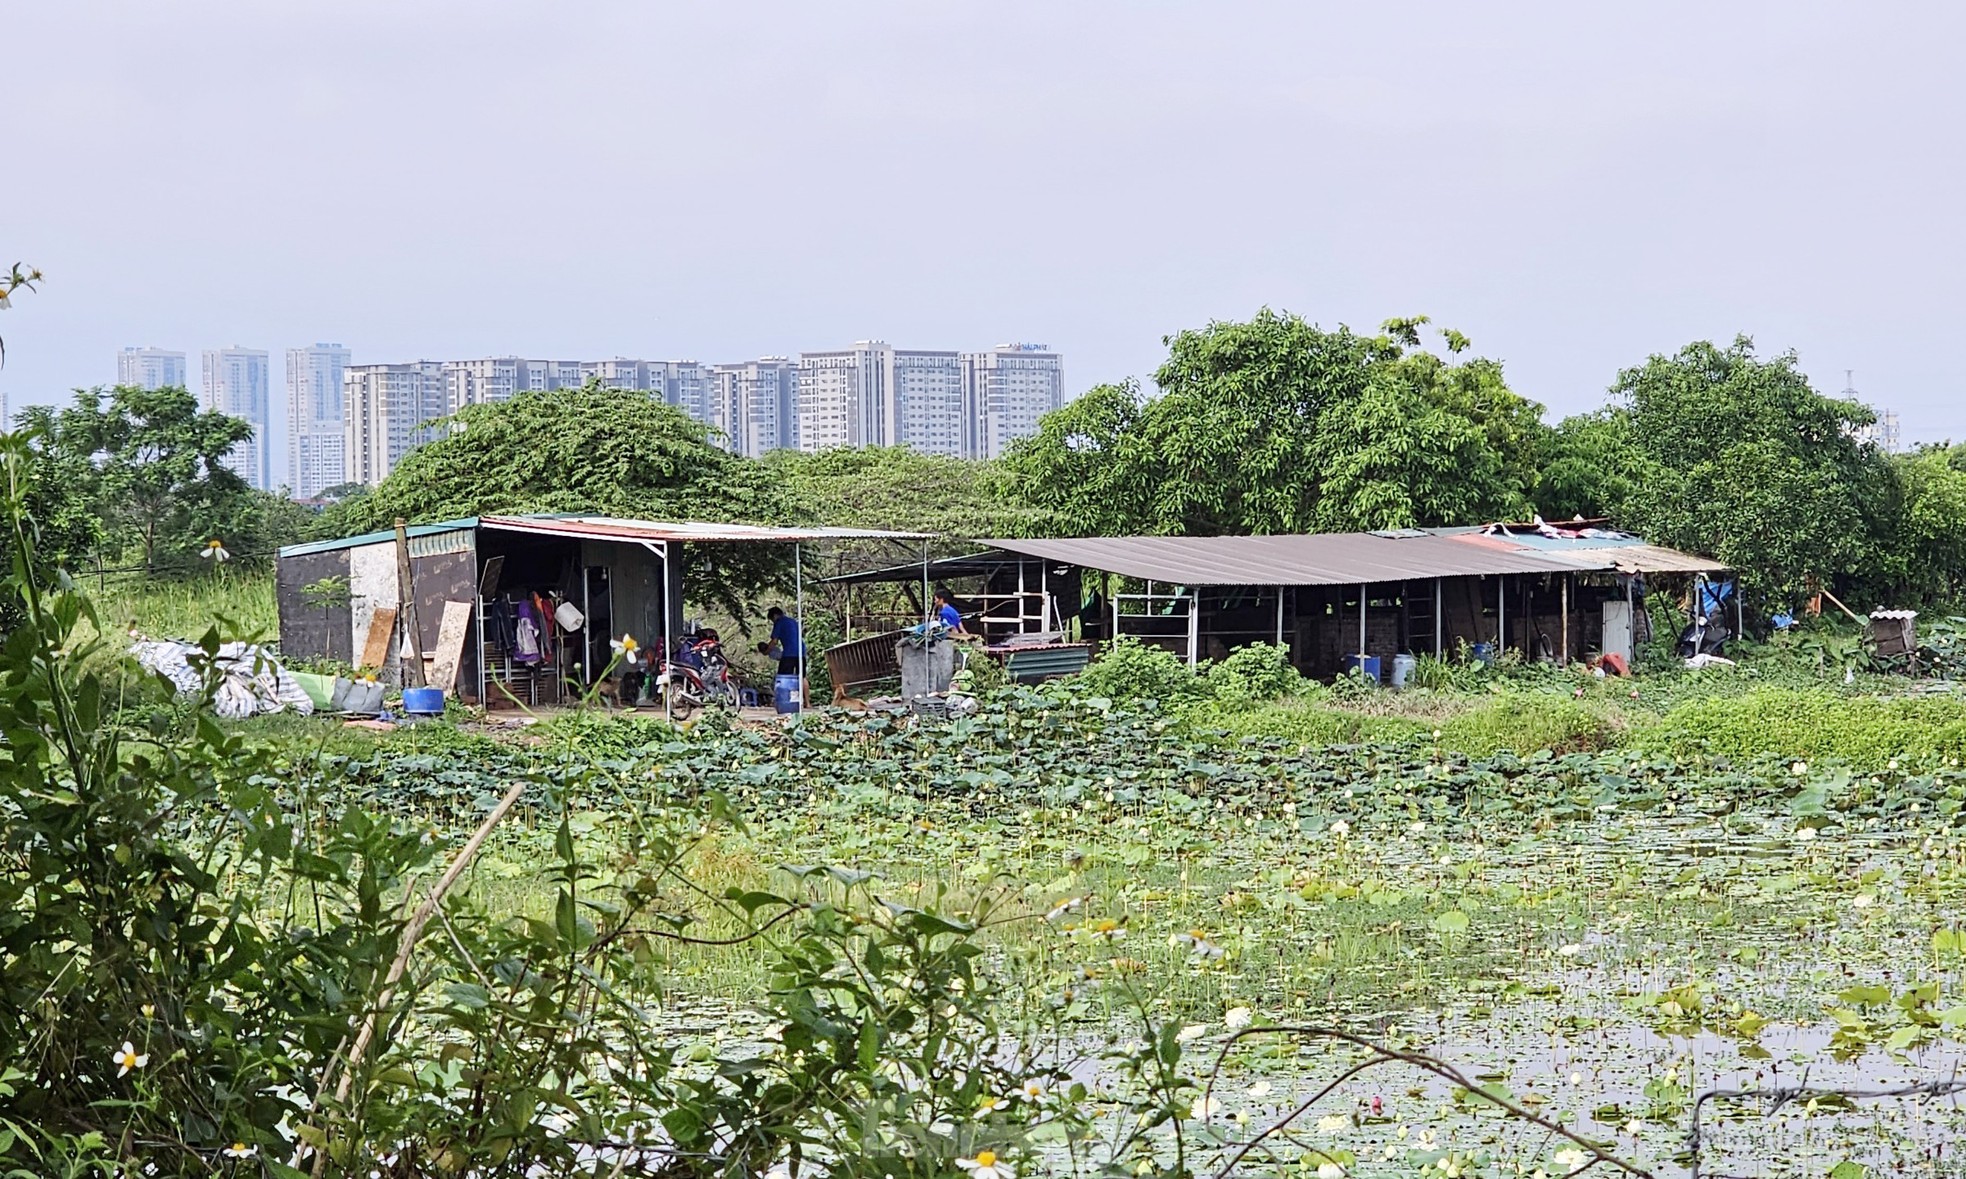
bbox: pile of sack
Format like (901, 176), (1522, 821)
(131, 639), (315, 720)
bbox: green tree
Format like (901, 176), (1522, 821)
(1601, 337), (1890, 598)
(1003, 310), (1544, 536)
(327, 381), (799, 615)
(764, 446), (1058, 539)
(1874, 445), (1966, 602)
(1532, 410), (1644, 523)
(17, 385), (268, 574)
(331, 381), (790, 532)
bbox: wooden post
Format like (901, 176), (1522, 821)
(393, 518), (427, 688)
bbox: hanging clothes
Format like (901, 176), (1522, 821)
(515, 600), (543, 664)
(485, 596), (516, 652)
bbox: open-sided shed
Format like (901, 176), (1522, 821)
(276, 514), (926, 705)
(829, 524), (1731, 678)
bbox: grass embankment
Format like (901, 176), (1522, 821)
(1202, 677), (1966, 770)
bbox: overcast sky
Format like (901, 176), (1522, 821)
(7, 1), (1964, 471)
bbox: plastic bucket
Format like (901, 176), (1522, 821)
(401, 686), (445, 715)
(1343, 654), (1382, 684)
(1471, 642), (1497, 666)
(1390, 653), (1418, 690)
(773, 674), (803, 714)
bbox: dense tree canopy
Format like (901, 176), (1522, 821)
(763, 446), (1057, 541)
(325, 382), (800, 615)
(329, 382), (792, 535)
(1001, 311), (1544, 537)
(17, 385), (297, 574)
(1544, 337), (1892, 599)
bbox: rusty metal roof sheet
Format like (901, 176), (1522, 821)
(1519, 542), (1732, 576)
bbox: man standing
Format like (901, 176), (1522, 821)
(763, 606), (803, 676)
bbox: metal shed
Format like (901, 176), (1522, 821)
(830, 524), (1731, 678)
(276, 514), (927, 706)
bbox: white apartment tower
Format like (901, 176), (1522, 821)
(287, 343), (351, 498)
(118, 347), (188, 391)
(201, 347), (272, 490)
(796, 342), (967, 456)
(960, 344), (1064, 459)
(343, 361), (446, 486)
(710, 359), (799, 456)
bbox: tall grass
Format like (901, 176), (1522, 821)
(71, 567), (278, 688)
(80, 566), (278, 644)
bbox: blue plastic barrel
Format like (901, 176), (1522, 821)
(773, 674), (803, 714)
(1471, 642), (1497, 666)
(1343, 654), (1382, 683)
(401, 686), (445, 715)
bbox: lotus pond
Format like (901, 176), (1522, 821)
(270, 689), (1966, 1178)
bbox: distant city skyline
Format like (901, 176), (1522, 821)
(339, 340), (1062, 488)
(109, 336), (1063, 493)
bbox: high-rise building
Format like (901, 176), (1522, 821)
(795, 342), (967, 456)
(960, 344), (1064, 459)
(443, 357), (525, 412)
(581, 358), (655, 393)
(201, 347), (271, 489)
(343, 361), (446, 486)
(710, 358), (799, 456)
(797, 343), (890, 452)
(287, 343), (351, 498)
(117, 346), (187, 390)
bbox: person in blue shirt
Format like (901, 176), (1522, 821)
(932, 586), (966, 633)
(762, 606), (803, 676)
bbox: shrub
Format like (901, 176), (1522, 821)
(1630, 687), (1966, 769)
(1204, 641), (1302, 706)
(1076, 636), (1213, 708)
(1433, 691), (1623, 756)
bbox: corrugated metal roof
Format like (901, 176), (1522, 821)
(961, 530), (1729, 585)
(281, 514), (928, 560)
(279, 518), (478, 559)
(975, 533), (1569, 586)
(477, 515), (928, 543)
(1519, 543), (1732, 576)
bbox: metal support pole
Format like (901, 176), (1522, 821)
(1187, 593), (1200, 670)
(1734, 579), (1744, 646)
(1358, 584), (1367, 657)
(1275, 586), (1284, 646)
(1626, 575), (1636, 663)
(1498, 575), (1507, 652)
(1560, 574), (1570, 664)
(1040, 562), (1051, 632)
(1434, 576), (1443, 656)
(795, 542), (805, 708)
(921, 539), (931, 624)
(659, 540), (671, 722)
